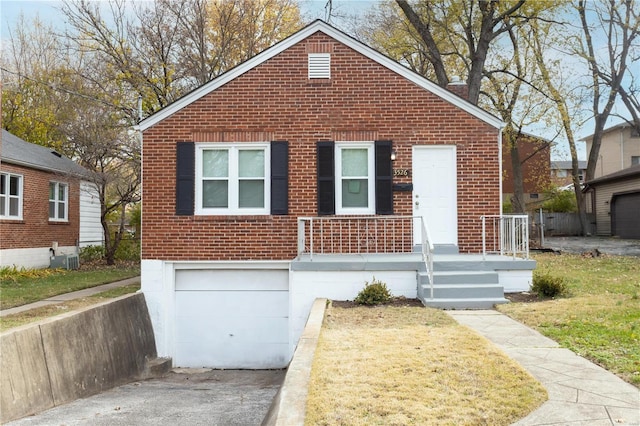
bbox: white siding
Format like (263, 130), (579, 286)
(79, 181), (103, 247)
(593, 178), (640, 235)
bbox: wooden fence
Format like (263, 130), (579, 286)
(529, 211), (596, 237)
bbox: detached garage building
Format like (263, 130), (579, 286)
(584, 164), (640, 239)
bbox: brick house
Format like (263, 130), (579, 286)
(0, 130), (102, 268)
(551, 160), (587, 188)
(502, 133), (551, 210)
(138, 21), (533, 369)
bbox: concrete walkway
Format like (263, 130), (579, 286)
(0, 276), (141, 317)
(448, 310), (640, 426)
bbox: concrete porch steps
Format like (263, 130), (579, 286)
(417, 261), (509, 310)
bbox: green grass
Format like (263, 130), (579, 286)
(0, 266), (140, 310)
(0, 283), (140, 332)
(498, 253), (640, 386)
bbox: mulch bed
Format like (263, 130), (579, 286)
(332, 293), (543, 308)
(504, 292), (542, 303)
(332, 297), (425, 308)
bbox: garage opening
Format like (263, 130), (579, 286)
(174, 269), (289, 369)
(612, 191), (640, 239)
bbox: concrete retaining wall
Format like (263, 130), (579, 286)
(262, 298), (327, 426)
(0, 293), (158, 423)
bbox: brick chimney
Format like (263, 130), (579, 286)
(447, 78), (468, 100)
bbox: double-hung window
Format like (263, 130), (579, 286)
(49, 181), (68, 221)
(335, 143), (375, 214)
(0, 172), (23, 220)
(196, 143), (270, 215)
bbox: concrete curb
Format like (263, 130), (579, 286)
(262, 298), (327, 426)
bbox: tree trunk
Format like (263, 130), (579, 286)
(509, 139), (526, 213)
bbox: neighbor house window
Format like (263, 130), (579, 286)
(335, 143), (375, 214)
(49, 181), (68, 221)
(556, 169), (568, 178)
(196, 143), (270, 215)
(0, 172), (23, 220)
(632, 156), (640, 166)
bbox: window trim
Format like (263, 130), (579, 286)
(0, 172), (24, 220)
(195, 143), (271, 216)
(335, 142), (375, 215)
(49, 181), (69, 222)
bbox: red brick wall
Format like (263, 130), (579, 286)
(0, 163), (80, 250)
(502, 135), (551, 194)
(142, 33), (501, 260)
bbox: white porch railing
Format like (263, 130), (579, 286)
(481, 215), (529, 259)
(297, 216), (435, 296)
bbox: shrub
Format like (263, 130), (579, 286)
(79, 245), (105, 262)
(542, 189), (577, 213)
(531, 273), (567, 298)
(354, 277), (392, 305)
(114, 238), (141, 262)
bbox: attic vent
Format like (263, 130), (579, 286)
(308, 53), (330, 79)
(51, 150), (62, 158)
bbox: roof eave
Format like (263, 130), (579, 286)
(2, 157), (87, 179)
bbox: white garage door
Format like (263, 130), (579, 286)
(174, 269), (289, 369)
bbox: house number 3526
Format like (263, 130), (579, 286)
(393, 169), (409, 177)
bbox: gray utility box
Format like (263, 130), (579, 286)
(50, 254), (80, 270)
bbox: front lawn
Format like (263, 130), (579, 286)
(306, 303), (547, 425)
(498, 253), (640, 386)
(0, 264), (140, 310)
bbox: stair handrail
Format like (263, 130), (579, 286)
(481, 214), (529, 259)
(419, 216), (435, 300)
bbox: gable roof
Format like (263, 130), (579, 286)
(551, 160), (587, 170)
(137, 20), (503, 132)
(580, 121), (639, 141)
(584, 164), (640, 187)
(1, 130), (89, 177)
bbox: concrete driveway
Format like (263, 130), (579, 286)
(543, 236), (640, 256)
(7, 369), (284, 426)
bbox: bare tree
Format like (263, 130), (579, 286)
(528, 15), (591, 234)
(577, 0), (639, 182)
(394, 0), (526, 105)
(2, 14), (141, 264)
(60, 0), (303, 115)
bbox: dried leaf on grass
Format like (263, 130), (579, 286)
(306, 304), (546, 426)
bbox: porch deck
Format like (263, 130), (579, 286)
(292, 252), (536, 309)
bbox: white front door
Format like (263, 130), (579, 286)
(412, 146), (457, 246)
